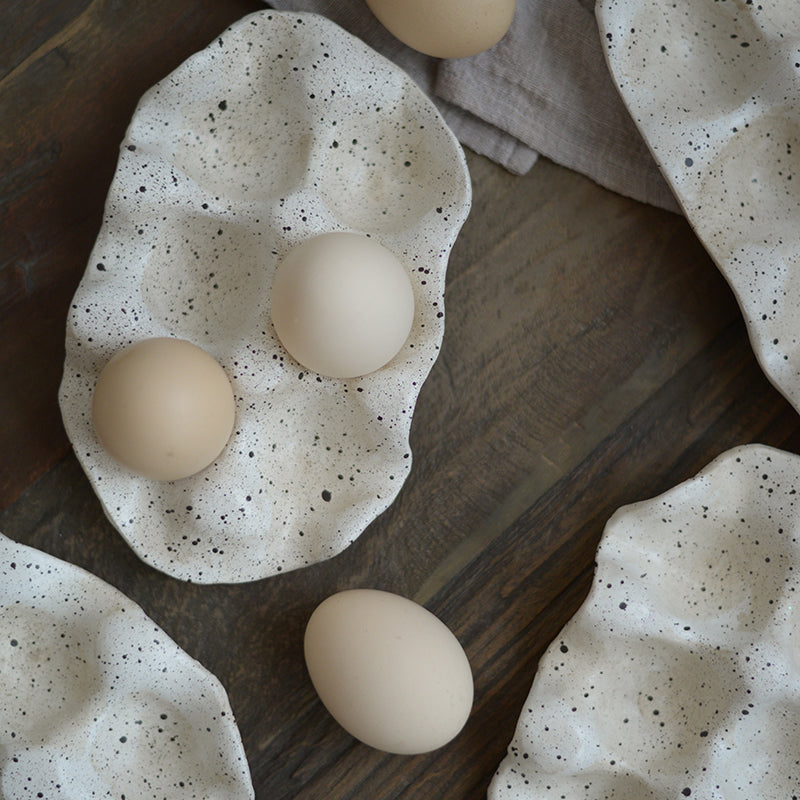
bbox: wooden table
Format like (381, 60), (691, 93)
(3, 2), (799, 798)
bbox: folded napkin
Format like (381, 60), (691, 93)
(265, 0), (679, 211)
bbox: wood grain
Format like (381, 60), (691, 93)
(2, 2), (799, 799)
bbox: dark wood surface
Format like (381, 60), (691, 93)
(3, 2), (799, 798)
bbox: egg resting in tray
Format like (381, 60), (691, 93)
(58, 11), (472, 583)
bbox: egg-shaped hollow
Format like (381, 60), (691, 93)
(0, 606), (101, 746)
(529, 614), (741, 780)
(141, 213), (273, 350)
(696, 109), (800, 255)
(708, 699), (800, 800)
(608, 0), (773, 124)
(310, 83), (468, 237)
(88, 690), (247, 798)
(131, 29), (314, 205)
(600, 449), (800, 634)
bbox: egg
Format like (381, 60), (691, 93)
(303, 589), (474, 754)
(92, 338), (235, 482)
(270, 232), (415, 379)
(365, 0), (516, 59)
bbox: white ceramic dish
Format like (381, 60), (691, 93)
(597, 0), (800, 412)
(0, 531), (253, 798)
(58, 11), (471, 583)
(491, 444), (800, 799)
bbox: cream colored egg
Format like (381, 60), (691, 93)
(304, 589), (474, 754)
(270, 232), (415, 379)
(92, 338), (235, 482)
(365, 0), (516, 59)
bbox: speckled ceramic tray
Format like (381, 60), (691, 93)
(597, 0), (800, 412)
(0, 531), (253, 799)
(491, 444), (800, 799)
(58, 11), (471, 583)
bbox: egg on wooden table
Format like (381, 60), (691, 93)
(91, 337), (236, 482)
(270, 232), (415, 379)
(365, 0), (516, 59)
(304, 589), (474, 754)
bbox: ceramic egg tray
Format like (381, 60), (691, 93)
(491, 444), (800, 799)
(58, 11), (471, 584)
(597, 0), (800, 412)
(0, 531), (253, 799)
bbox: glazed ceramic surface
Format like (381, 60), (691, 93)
(597, 0), (800, 412)
(491, 444), (800, 798)
(58, 11), (471, 583)
(0, 531), (253, 798)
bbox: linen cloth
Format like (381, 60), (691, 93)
(265, 0), (678, 211)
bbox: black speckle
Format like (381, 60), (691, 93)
(96, 263), (106, 271)
(685, 157), (694, 167)
(321, 490), (332, 502)
(682, 789), (692, 797)
(619, 601), (627, 610)
(218, 100), (228, 110)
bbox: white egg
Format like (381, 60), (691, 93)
(304, 589), (474, 754)
(92, 338), (235, 482)
(270, 232), (415, 378)
(365, 0), (516, 59)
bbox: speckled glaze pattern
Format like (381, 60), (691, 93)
(596, 0), (800, 411)
(490, 444), (800, 799)
(0, 531), (253, 798)
(57, 11), (471, 583)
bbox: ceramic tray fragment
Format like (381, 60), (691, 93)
(0, 531), (253, 799)
(597, 0), (800, 412)
(58, 11), (471, 583)
(491, 444), (800, 799)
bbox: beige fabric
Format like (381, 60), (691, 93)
(265, 0), (679, 211)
